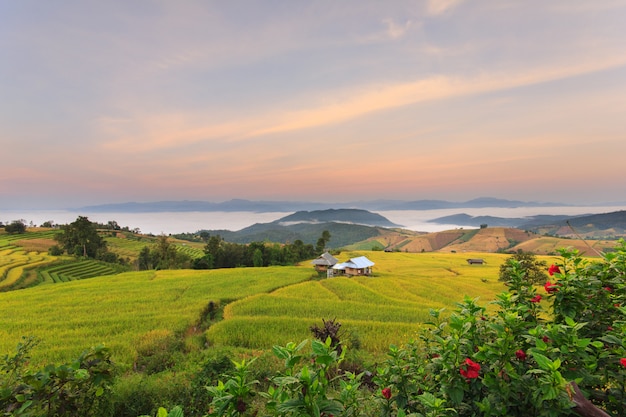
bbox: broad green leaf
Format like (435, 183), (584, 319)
(311, 339), (327, 356)
(168, 406), (184, 417)
(531, 352), (553, 370)
(576, 338), (591, 348)
(448, 386), (463, 405)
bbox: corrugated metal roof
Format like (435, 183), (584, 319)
(346, 256), (375, 268)
(332, 256), (374, 270)
(311, 252), (339, 266)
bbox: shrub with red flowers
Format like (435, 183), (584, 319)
(375, 240), (626, 417)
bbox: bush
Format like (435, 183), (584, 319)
(134, 330), (184, 374)
(0, 337), (116, 417)
(48, 244), (64, 255)
(498, 251), (548, 285)
(111, 373), (189, 417)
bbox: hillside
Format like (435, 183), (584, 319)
(275, 208), (399, 227)
(196, 209), (398, 248)
(429, 210), (626, 239)
(348, 226), (617, 256)
(523, 210), (626, 238)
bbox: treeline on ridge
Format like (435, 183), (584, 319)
(137, 231), (332, 270)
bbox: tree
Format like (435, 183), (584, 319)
(316, 230), (331, 253)
(136, 236), (191, 270)
(137, 246), (153, 270)
(55, 216), (106, 258)
(252, 248), (264, 267)
(4, 220), (26, 234)
(106, 220), (120, 230)
(499, 251), (548, 285)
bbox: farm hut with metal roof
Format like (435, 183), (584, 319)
(332, 256), (374, 277)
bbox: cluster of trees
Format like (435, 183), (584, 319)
(192, 234), (324, 269)
(3, 220), (27, 234)
(52, 216), (126, 264)
(136, 231), (331, 271)
(137, 235), (192, 270)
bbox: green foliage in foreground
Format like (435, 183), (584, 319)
(0, 337), (116, 417)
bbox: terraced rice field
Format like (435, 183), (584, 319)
(0, 243), (60, 291)
(2, 237), (561, 369)
(38, 260), (120, 283)
(0, 267), (314, 366)
(205, 251), (513, 353)
(105, 235), (205, 261)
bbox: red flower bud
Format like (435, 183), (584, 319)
(548, 264), (561, 276)
(530, 295), (542, 303)
(620, 358), (626, 368)
(515, 349), (527, 361)
(381, 387), (392, 400)
(460, 358), (480, 379)
(544, 281), (559, 294)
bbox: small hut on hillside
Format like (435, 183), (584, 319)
(466, 258), (486, 265)
(312, 252), (339, 273)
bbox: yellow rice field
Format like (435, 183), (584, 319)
(206, 251), (514, 354)
(1, 250), (553, 366)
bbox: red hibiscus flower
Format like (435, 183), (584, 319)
(544, 281), (559, 294)
(515, 349), (527, 361)
(381, 387), (392, 400)
(460, 358), (480, 379)
(620, 358), (626, 368)
(530, 295), (542, 303)
(548, 264), (561, 276)
(604, 287), (612, 292)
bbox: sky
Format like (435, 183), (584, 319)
(2, 0), (626, 209)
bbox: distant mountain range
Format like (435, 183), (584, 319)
(182, 208), (626, 248)
(428, 211), (626, 238)
(192, 209), (391, 248)
(77, 197), (571, 213)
